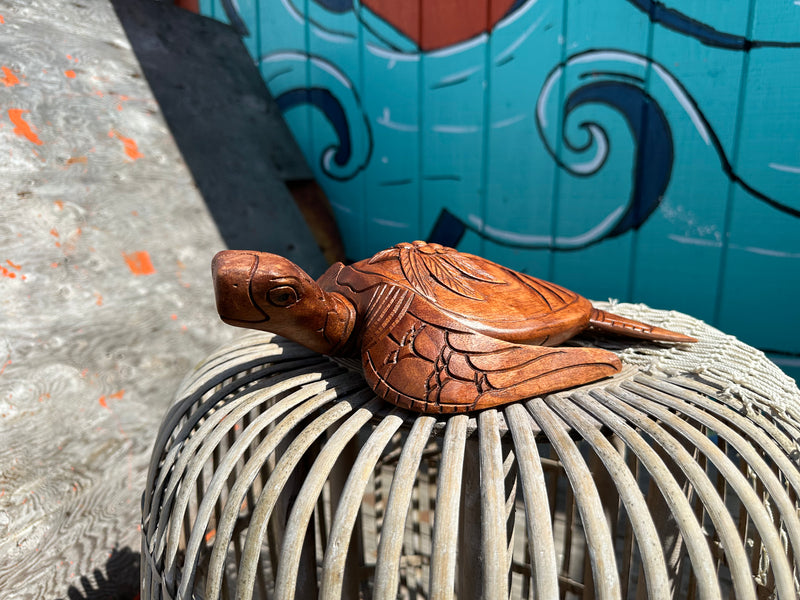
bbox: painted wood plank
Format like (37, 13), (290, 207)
(227, 0), (259, 55)
(716, 0), (800, 353)
(419, 10), (491, 258)
(479, 0), (563, 277)
(304, 2), (368, 260)
(360, 4), (422, 257)
(631, 1), (753, 321)
(253, 0), (314, 180)
(547, 0), (650, 301)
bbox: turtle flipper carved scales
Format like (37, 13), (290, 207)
(360, 310), (622, 414)
(589, 308), (697, 343)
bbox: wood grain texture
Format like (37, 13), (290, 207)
(0, 1), (323, 598)
(212, 241), (696, 414)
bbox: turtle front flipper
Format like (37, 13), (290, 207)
(360, 312), (622, 414)
(589, 308), (697, 343)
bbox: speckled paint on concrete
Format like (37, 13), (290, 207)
(0, 1), (323, 597)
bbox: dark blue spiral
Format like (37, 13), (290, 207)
(275, 87), (352, 169)
(565, 81), (674, 237)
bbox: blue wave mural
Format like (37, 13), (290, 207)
(201, 0), (800, 359)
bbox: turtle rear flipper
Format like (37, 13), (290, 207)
(361, 314), (622, 414)
(589, 308), (697, 343)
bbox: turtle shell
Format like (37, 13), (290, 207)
(331, 241), (593, 347)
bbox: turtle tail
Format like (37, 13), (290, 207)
(589, 308), (697, 343)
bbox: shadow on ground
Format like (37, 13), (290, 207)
(60, 547), (140, 600)
(109, 0), (326, 273)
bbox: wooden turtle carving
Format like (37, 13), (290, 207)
(212, 241), (696, 414)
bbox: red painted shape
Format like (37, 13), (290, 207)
(64, 69), (76, 79)
(1, 66), (19, 87)
(173, 0), (200, 13)
(123, 251), (156, 275)
(8, 109), (43, 145)
(362, 0), (517, 51)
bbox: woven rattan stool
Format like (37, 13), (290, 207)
(140, 302), (800, 599)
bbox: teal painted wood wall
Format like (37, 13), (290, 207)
(200, 0), (800, 376)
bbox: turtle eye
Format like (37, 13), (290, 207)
(267, 285), (298, 307)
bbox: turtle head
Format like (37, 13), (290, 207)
(212, 250), (353, 354)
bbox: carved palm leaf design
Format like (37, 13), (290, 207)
(369, 243), (504, 301)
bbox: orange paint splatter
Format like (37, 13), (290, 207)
(6, 259), (20, 270)
(55, 200), (64, 210)
(8, 109), (43, 145)
(0, 359), (10, 375)
(0, 15), (5, 24)
(66, 156), (87, 165)
(38, 393), (50, 402)
(123, 251), (155, 275)
(64, 70), (76, 79)
(50, 228), (59, 237)
(98, 389), (124, 409)
(170, 314), (177, 320)
(205, 529), (216, 543)
(1, 66), (19, 87)
(109, 130), (144, 160)
(0, 265), (17, 279)
(94, 293), (103, 306)
(50, 262), (59, 268)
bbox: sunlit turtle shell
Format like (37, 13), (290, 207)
(212, 241), (696, 414)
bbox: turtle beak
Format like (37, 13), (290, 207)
(212, 251), (270, 325)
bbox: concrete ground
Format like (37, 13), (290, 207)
(0, 1), (325, 597)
